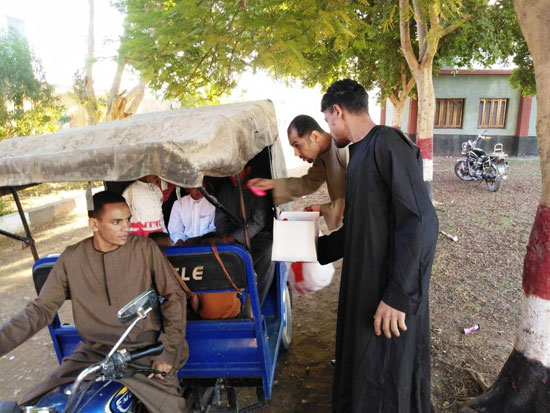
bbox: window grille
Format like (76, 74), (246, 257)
(478, 98), (508, 129)
(434, 98), (464, 128)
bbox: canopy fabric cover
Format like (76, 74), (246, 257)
(0, 100), (284, 189)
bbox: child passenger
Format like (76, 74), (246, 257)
(122, 175), (166, 237)
(168, 187), (216, 246)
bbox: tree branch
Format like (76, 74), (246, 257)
(412, 0), (427, 60)
(124, 79), (146, 117)
(399, 0), (420, 75)
(401, 64), (407, 92)
(85, 0), (98, 125)
(388, 93), (399, 107)
(104, 56), (127, 122)
(421, 2), (440, 68)
(182, 51), (211, 87)
(406, 76), (415, 95)
(441, 13), (472, 37)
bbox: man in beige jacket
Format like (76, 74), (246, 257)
(249, 115), (348, 231)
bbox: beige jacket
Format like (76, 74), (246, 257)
(273, 142), (348, 230)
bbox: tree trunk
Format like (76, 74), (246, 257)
(104, 57), (127, 122)
(389, 95), (405, 129)
(461, 1), (550, 410)
(388, 66), (416, 130)
(415, 65), (435, 199)
(84, 0), (98, 125)
(399, 0), (435, 199)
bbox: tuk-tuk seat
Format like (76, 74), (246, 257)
(164, 244), (277, 387)
(32, 257), (80, 362)
(165, 246), (248, 293)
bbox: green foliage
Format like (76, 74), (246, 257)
(0, 198), (8, 216)
(115, 0), (379, 104)
(114, 0), (531, 107)
(116, 0), (255, 104)
(493, 0), (535, 95)
(252, 1), (415, 102)
(435, 0), (533, 95)
(0, 28), (64, 140)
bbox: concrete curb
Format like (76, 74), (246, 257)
(0, 195), (87, 235)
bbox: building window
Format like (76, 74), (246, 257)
(478, 98), (508, 129)
(434, 98), (464, 128)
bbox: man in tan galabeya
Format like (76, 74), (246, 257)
(0, 190), (189, 412)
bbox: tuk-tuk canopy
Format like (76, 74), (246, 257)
(0, 100), (284, 189)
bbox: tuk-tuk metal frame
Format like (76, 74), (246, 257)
(0, 186), (39, 261)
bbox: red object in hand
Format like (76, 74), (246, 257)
(249, 186), (267, 197)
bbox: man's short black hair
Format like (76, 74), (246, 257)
(321, 79), (369, 114)
(287, 115), (325, 138)
(88, 190), (127, 218)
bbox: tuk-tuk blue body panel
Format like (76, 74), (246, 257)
(32, 243), (288, 401)
(35, 382), (134, 413)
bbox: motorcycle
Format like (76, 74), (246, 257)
(454, 131), (509, 192)
(19, 290), (162, 413)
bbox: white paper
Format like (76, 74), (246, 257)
(278, 211), (320, 236)
(271, 213), (319, 262)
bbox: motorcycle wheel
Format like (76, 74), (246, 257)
(454, 160), (473, 181)
(486, 165), (502, 192)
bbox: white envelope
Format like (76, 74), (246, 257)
(271, 211), (320, 262)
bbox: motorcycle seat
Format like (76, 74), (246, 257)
(472, 148), (486, 157)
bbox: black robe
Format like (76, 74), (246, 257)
(318, 125), (438, 413)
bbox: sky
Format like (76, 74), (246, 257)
(0, 0), (381, 169)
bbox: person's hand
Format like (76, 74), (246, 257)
(203, 235), (235, 244)
(304, 204), (322, 214)
(183, 237), (200, 246)
(175, 239), (184, 246)
(247, 178), (275, 191)
(373, 300), (407, 338)
(148, 360), (173, 380)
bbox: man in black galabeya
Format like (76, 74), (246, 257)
(317, 79), (438, 413)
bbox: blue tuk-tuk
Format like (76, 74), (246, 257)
(0, 100), (293, 412)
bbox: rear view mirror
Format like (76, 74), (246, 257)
(117, 290), (157, 324)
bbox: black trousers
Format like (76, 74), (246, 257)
(249, 232), (275, 304)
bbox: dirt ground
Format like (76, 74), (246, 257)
(0, 156), (541, 412)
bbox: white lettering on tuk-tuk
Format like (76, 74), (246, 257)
(179, 266), (204, 281)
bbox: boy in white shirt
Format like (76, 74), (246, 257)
(168, 187), (216, 246)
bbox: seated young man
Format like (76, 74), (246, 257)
(0, 191), (188, 412)
(214, 166), (275, 304)
(168, 186), (216, 246)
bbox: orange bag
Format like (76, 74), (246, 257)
(169, 243), (243, 320)
(198, 292), (241, 319)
